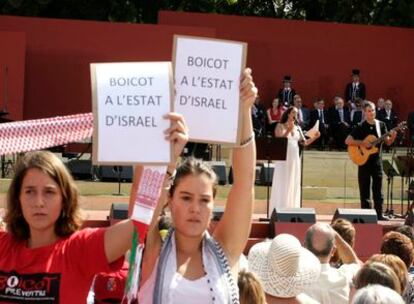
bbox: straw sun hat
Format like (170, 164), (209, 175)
(248, 234), (321, 298)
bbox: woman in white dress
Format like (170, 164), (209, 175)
(269, 106), (320, 217)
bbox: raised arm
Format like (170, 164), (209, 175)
(213, 68), (257, 264)
(334, 231), (361, 265)
(103, 113), (188, 265)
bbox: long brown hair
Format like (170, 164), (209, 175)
(5, 151), (82, 240)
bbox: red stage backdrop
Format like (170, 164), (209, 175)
(0, 16), (215, 120)
(159, 11), (414, 120)
(0, 31), (25, 121)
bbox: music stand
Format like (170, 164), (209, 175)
(256, 137), (288, 218)
(382, 160), (399, 217)
(394, 155), (414, 216)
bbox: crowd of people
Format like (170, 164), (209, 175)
(0, 67), (412, 303)
(252, 69), (406, 150)
(242, 220), (414, 304)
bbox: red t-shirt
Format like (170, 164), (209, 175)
(93, 261), (129, 303)
(0, 228), (123, 304)
(267, 107), (284, 122)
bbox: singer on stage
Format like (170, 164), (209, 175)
(269, 106), (320, 217)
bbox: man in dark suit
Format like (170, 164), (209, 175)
(329, 96), (351, 149)
(278, 75), (296, 107)
(345, 69), (366, 108)
(310, 98), (329, 149)
(293, 94), (310, 130)
(252, 95), (267, 138)
(350, 98), (365, 129)
(377, 99), (398, 131)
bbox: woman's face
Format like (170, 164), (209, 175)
(19, 168), (63, 238)
(169, 174), (214, 238)
(288, 108), (298, 121)
(272, 99), (279, 108)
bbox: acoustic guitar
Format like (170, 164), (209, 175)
(348, 121), (406, 166)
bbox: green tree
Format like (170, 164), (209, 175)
(0, 0), (413, 28)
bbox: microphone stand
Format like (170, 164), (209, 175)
(296, 119), (306, 208)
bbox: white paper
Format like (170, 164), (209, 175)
(91, 62), (172, 164)
(305, 120), (319, 138)
(174, 36), (246, 144)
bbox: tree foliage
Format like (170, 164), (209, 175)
(1, 0), (413, 28)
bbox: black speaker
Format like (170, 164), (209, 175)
(66, 159), (92, 180)
(272, 208), (316, 223)
(109, 203), (129, 221)
(98, 166), (133, 182)
(207, 161), (227, 185)
(228, 165), (261, 185)
(259, 163), (275, 186)
(333, 208), (378, 224)
(212, 206), (225, 221)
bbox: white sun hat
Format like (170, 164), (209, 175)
(248, 234), (321, 298)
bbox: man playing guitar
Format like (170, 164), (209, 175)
(345, 101), (397, 220)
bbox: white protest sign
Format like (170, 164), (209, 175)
(91, 62), (173, 165)
(173, 35), (247, 145)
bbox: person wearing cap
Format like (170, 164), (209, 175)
(345, 69), (366, 108)
(278, 75), (297, 107)
(304, 223), (361, 304)
(248, 233), (321, 303)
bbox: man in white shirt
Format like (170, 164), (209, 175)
(304, 222), (361, 304)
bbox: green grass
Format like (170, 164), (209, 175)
(0, 178), (271, 199)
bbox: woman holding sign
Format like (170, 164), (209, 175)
(269, 106), (320, 216)
(137, 68), (257, 303)
(0, 112), (188, 303)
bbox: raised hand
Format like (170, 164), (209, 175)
(240, 68), (258, 111)
(163, 113), (189, 161)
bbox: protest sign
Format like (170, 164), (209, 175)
(91, 62), (173, 165)
(173, 35), (247, 145)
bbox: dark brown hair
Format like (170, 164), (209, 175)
(5, 151), (82, 240)
(381, 231), (414, 269)
(169, 157), (218, 198)
(280, 106), (296, 124)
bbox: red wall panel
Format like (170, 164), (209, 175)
(159, 11), (414, 120)
(0, 31), (25, 121)
(0, 16), (215, 120)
